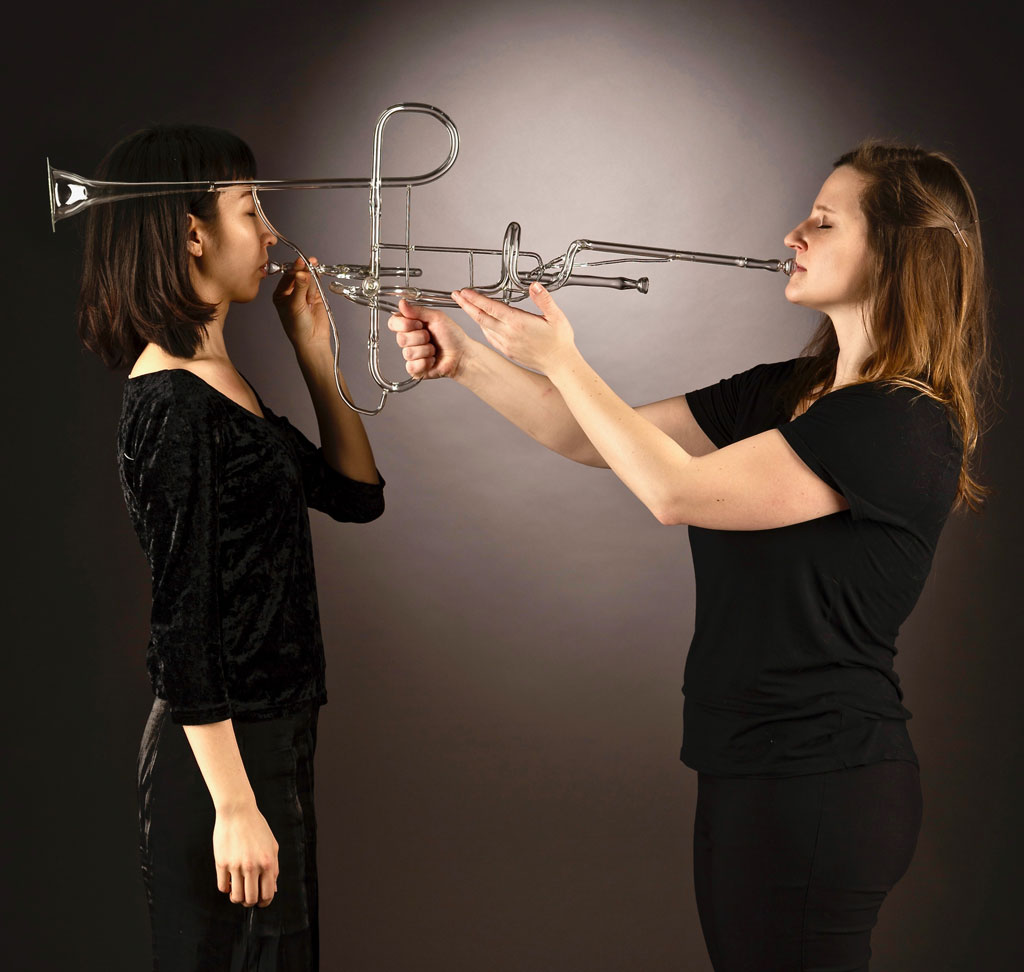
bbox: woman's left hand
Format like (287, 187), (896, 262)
(452, 283), (577, 375)
(272, 257), (331, 350)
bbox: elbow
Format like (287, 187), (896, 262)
(352, 496), (386, 524)
(651, 502), (688, 527)
(328, 492), (385, 524)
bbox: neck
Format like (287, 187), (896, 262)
(189, 262), (232, 361)
(196, 303), (230, 362)
(829, 303), (873, 389)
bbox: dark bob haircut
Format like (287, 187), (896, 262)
(77, 125), (257, 368)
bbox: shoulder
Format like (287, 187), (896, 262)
(684, 357), (802, 409)
(121, 371), (227, 451)
(685, 358), (802, 447)
(721, 357), (801, 390)
(124, 370), (223, 414)
(809, 381), (957, 448)
(781, 380), (960, 528)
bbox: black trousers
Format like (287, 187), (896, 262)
(693, 760), (922, 972)
(138, 699), (320, 972)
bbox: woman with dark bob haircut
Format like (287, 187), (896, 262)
(79, 124), (385, 970)
(389, 142), (993, 970)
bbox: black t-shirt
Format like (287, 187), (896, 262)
(118, 370), (385, 725)
(681, 359), (960, 777)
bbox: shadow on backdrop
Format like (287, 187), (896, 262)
(7, 1), (1022, 970)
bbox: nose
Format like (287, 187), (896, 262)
(784, 219), (808, 252)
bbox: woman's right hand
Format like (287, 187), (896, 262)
(388, 298), (473, 380)
(213, 804), (280, 908)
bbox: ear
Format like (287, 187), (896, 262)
(186, 213), (204, 258)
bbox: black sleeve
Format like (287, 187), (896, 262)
(779, 384), (961, 529)
(685, 360), (797, 447)
(132, 393), (231, 725)
(262, 406), (386, 523)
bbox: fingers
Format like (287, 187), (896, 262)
(389, 311), (438, 375)
(223, 861), (277, 907)
(241, 859), (276, 907)
(258, 870), (278, 909)
(387, 313), (423, 334)
(402, 343), (435, 361)
(392, 326), (432, 348)
(408, 359), (435, 377)
(243, 866), (260, 908)
(526, 281), (565, 319)
(452, 288), (504, 327)
(272, 256), (320, 305)
(273, 272), (296, 301)
(394, 298), (451, 326)
(388, 304), (434, 374)
(229, 866), (245, 904)
(455, 283), (563, 323)
(452, 288), (534, 331)
(301, 257), (322, 307)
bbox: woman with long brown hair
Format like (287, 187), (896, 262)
(79, 125), (384, 971)
(388, 142), (991, 970)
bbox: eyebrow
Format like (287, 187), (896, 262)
(813, 204), (837, 214)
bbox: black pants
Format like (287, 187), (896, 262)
(693, 760), (922, 972)
(138, 699), (320, 972)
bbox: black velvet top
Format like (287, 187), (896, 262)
(118, 369), (385, 725)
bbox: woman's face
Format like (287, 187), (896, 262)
(189, 188), (277, 305)
(783, 165), (873, 317)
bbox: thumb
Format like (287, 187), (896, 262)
(529, 281), (562, 320)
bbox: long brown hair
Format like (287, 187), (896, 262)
(77, 125), (257, 368)
(785, 141), (994, 511)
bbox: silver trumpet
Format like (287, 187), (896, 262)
(49, 103), (794, 415)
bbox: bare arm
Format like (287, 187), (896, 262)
(452, 284), (847, 531)
(183, 720), (279, 908)
(389, 299), (717, 465)
(274, 261), (379, 483)
(294, 342), (379, 482)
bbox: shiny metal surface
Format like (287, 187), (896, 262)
(49, 102), (794, 413)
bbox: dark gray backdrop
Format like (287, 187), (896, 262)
(6, 1), (1022, 969)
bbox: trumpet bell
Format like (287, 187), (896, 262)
(47, 160), (216, 229)
(48, 161), (94, 228)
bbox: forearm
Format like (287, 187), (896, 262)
(183, 720), (256, 814)
(456, 341), (608, 467)
(293, 343), (379, 483)
(546, 346), (694, 522)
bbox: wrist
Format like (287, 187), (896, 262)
(214, 792), (258, 817)
(544, 344), (584, 385)
(450, 338), (484, 385)
(292, 339), (333, 370)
